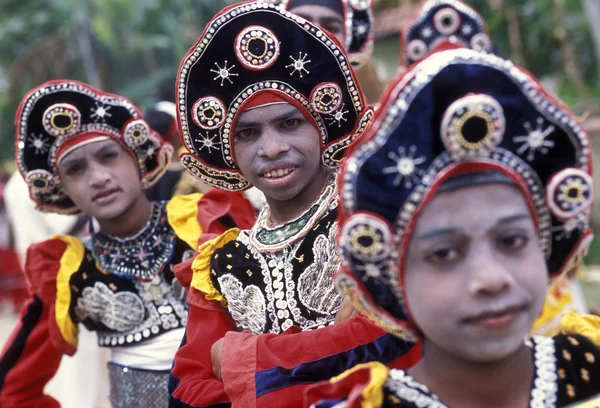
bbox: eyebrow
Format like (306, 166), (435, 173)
(415, 213), (530, 241)
(58, 143), (117, 170)
(318, 16), (344, 25)
(235, 107), (303, 129)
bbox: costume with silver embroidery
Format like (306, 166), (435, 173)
(211, 174), (342, 334)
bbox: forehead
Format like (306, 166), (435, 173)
(236, 102), (298, 123)
(58, 138), (123, 164)
(414, 184), (532, 233)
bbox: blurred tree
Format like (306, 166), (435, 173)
(0, 0), (229, 161)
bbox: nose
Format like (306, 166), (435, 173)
(257, 126), (290, 159)
(467, 245), (515, 298)
(88, 161), (111, 188)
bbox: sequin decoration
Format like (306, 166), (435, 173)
(90, 201), (176, 280)
(349, 0), (371, 11)
(235, 25), (280, 71)
(42, 103), (81, 138)
(440, 94), (505, 159)
(217, 274), (267, 334)
(513, 117), (556, 161)
(286, 52), (311, 77)
(191, 96), (226, 130)
(123, 119), (150, 147)
(108, 364), (170, 408)
(433, 6), (461, 35)
(382, 145), (427, 188)
(310, 83), (343, 115)
(90, 102), (113, 123)
(546, 168), (594, 220)
(340, 213), (392, 263)
(210, 61), (239, 86)
(27, 133), (50, 155)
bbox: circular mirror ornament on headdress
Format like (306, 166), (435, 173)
(235, 25), (281, 71)
(340, 213), (392, 263)
(433, 6), (461, 35)
(191, 97), (226, 130)
(470, 32), (492, 52)
(42, 103), (81, 138)
(546, 168), (594, 220)
(406, 39), (429, 63)
(123, 119), (151, 147)
(25, 169), (57, 195)
(441, 94), (505, 159)
(311, 83), (343, 115)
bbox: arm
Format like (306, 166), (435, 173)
(0, 296), (66, 408)
(220, 315), (420, 408)
(168, 289), (236, 408)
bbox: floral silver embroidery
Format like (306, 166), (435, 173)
(298, 224), (342, 315)
(76, 282), (145, 332)
(218, 274), (267, 334)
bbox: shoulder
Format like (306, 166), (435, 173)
(548, 334), (600, 404)
(189, 228), (241, 306)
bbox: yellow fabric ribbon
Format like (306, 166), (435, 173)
(190, 228), (240, 307)
(330, 362), (389, 408)
(560, 311), (600, 347)
(166, 193), (203, 249)
(52, 234), (85, 348)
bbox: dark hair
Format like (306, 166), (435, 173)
(143, 109), (176, 139)
(438, 171), (516, 193)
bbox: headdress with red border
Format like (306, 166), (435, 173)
(335, 48), (594, 341)
(15, 80), (174, 214)
(401, 0), (493, 67)
(177, 0), (373, 192)
(277, 0), (375, 68)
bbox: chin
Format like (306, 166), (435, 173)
(89, 202), (129, 222)
(461, 335), (526, 363)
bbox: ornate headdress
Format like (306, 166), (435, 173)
(279, 0), (374, 67)
(336, 48), (593, 340)
(15, 80), (173, 214)
(401, 0), (492, 67)
(177, 1), (373, 191)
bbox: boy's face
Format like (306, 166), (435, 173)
(289, 4), (345, 45)
(404, 183), (548, 363)
(233, 102), (322, 202)
(58, 138), (143, 221)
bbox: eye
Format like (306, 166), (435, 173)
(498, 234), (528, 251)
(235, 128), (256, 140)
(65, 164), (83, 176)
(426, 246), (460, 264)
(281, 118), (301, 129)
(100, 150), (118, 161)
(323, 22), (343, 36)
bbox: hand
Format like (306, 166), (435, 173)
(211, 337), (225, 380)
(335, 298), (359, 325)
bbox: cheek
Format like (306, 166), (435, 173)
(61, 177), (88, 207)
(404, 267), (457, 329)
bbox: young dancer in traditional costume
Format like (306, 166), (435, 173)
(168, 2), (420, 407)
(0, 80), (255, 408)
(305, 45), (600, 407)
(398, 0), (587, 337)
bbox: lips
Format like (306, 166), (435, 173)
(92, 188), (119, 203)
(462, 304), (527, 329)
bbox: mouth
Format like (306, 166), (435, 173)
(463, 304), (528, 330)
(260, 166), (297, 179)
(92, 188), (120, 204)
